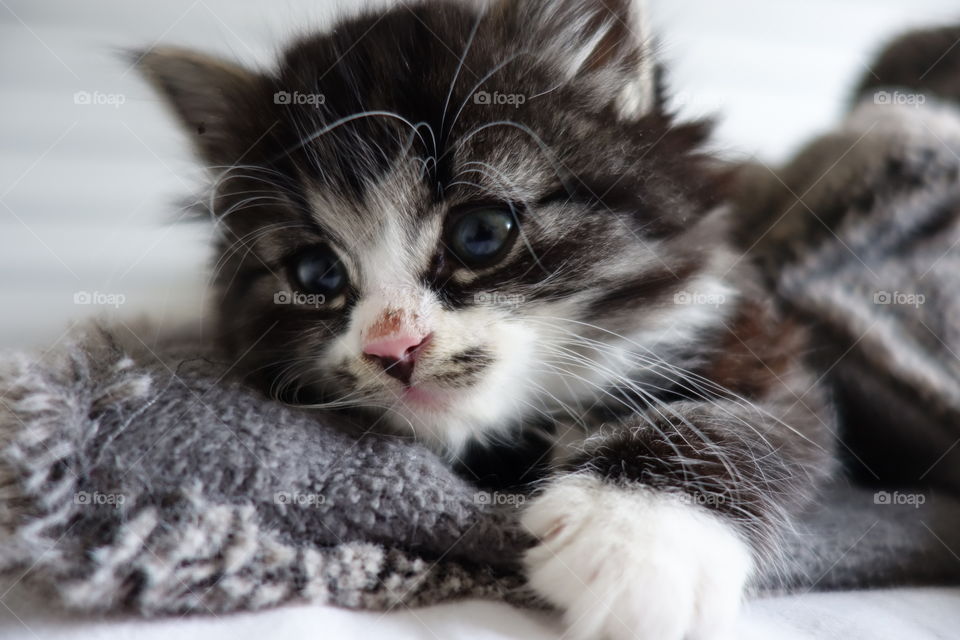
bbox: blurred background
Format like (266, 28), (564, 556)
(1, 0), (958, 348)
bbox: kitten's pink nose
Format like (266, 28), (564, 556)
(362, 333), (432, 385)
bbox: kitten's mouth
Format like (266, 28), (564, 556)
(399, 384), (452, 411)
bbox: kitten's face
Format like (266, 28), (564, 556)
(140, 0), (730, 453)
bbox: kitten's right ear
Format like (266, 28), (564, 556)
(491, 0), (658, 120)
(134, 47), (266, 167)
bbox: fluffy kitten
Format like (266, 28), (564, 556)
(138, 0), (835, 637)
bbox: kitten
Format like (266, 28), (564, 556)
(138, 0), (835, 637)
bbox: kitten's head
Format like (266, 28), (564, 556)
(139, 0), (731, 454)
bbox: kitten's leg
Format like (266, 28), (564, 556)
(522, 398), (833, 640)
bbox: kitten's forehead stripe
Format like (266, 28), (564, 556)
(275, 6), (477, 201)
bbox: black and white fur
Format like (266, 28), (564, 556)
(137, 1), (835, 637)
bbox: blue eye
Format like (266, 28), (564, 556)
(291, 246), (347, 296)
(448, 206), (517, 267)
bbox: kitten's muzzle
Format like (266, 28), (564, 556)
(362, 333), (433, 386)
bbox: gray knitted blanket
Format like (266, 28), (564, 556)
(1, 320), (960, 616)
(0, 322), (529, 614)
(5, 32), (960, 617)
(735, 96), (960, 498)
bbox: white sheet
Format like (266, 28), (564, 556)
(3, 588), (960, 640)
(2, 0), (960, 637)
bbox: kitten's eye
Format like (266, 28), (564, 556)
(289, 245), (347, 297)
(448, 206), (517, 268)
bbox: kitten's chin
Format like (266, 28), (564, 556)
(382, 383), (526, 454)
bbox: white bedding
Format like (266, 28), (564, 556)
(4, 589), (960, 640)
(2, 0), (960, 637)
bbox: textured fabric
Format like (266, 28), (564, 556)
(0, 322), (529, 614)
(1, 320), (960, 617)
(733, 96), (960, 496)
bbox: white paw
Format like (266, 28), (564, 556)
(522, 475), (753, 640)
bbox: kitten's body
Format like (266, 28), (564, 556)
(139, 1), (835, 637)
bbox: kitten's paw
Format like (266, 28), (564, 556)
(522, 475), (753, 640)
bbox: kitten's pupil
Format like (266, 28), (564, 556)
(293, 246), (346, 296)
(450, 207), (516, 267)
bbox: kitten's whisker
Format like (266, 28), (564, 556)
(527, 315), (826, 452)
(535, 348), (739, 486)
(522, 378), (590, 433)
(440, 11), (484, 137)
(533, 325), (792, 489)
(206, 221), (314, 292)
(547, 345), (813, 502)
(451, 120), (572, 196)
(530, 360), (700, 483)
(279, 110), (435, 163)
(542, 330), (790, 479)
(447, 49), (534, 135)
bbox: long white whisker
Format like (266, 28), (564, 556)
(440, 12), (484, 135)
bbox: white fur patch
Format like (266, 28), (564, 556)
(523, 475), (753, 640)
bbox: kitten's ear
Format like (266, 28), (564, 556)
(135, 47), (267, 166)
(496, 0), (657, 119)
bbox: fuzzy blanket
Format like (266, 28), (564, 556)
(0, 322), (528, 614)
(1, 321), (960, 616)
(734, 96), (960, 496)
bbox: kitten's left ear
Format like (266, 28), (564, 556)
(134, 47), (268, 167)
(495, 0), (658, 119)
